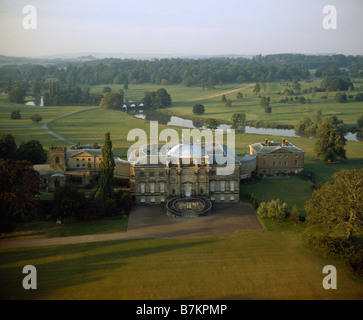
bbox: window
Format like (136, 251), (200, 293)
(55, 156), (59, 164)
(220, 196), (225, 202)
(284, 161), (288, 166)
(220, 181), (225, 192)
(230, 181), (235, 192)
(77, 164), (79, 167)
(273, 161), (276, 166)
(159, 183), (165, 193)
(295, 160), (298, 166)
(160, 198), (165, 203)
(150, 198), (155, 203)
(159, 172), (164, 177)
(140, 183), (145, 194)
(210, 181), (215, 192)
(279, 161), (282, 166)
(88, 158), (91, 161)
(150, 183), (155, 194)
(230, 196), (235, 202)
(273, 155), (277, 158)
(140, 198), (145, 203)
(263, 160), (266, 166)
(211, 196), (215, 201)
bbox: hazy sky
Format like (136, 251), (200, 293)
(0, 0), (362, 57)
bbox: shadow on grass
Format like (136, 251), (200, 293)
(0, 237), (219, 300)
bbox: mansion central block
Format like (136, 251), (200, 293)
(128, 140), (256, 205)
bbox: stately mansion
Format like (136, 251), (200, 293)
(127, 140), (255, 205)
(35, 138), (303, 216)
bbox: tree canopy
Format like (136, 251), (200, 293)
(305, 169), (363, 240)
(97, 132), (115, 202)
(192, 104), (205, 115)
(314, 116), (347, 162)
(0, 159), (40, 232)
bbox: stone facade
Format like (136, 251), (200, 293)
(249, 139), (305, 176)
(128, 141), (255, 205)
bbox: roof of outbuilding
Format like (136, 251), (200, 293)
(249, 141), (305, 154)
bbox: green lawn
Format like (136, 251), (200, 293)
(1, 227), (362, 300)
(240, 176), (315, 214)
(0, 216), (128, 241)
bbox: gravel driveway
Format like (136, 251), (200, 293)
(0, 203), (263, 249)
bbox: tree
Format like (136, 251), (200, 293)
(52, 183), (86, 221)
(0, 134), (17, 159)
(17, 140), (47, 164)
(31, 79), (42, 95)
(231, 113), (246, 127)
(97, 132), (115, 201)
(204, 118), (219, 130)
(357, 114), (363, 128)
(100, 91), (124, 110)
(236, 92), (243, 99)
(314, 116), (347, 162)
(10, 110), (21, 119)
(356, 93), (363, 101)
(320, 76), (353, 91)
(290, 205), (300, 225)
(123, 78), (129, 90)
(225, 99), (232, 107)
(221, 95), (226, 103)
(335, 92), (347, 103)
(253, 83), (261, 94)
(192, 104), (205, 115)
(8, 84), (26, 103)
(31, 114), (42, 124)
(260, 97), (269, 108)
(155, 88), (172, 107)
(142, 88), (171, 109)
(0, 159), (40, 232)
(265, 106), (272, 113)
(305, 169), (363, 240)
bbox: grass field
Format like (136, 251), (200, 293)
(1, 226), (362, 300)
(89, 79), (363, 128)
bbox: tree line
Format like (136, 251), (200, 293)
(2, 54), (363, 94)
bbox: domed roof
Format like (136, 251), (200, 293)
(167, 140), (205, 160)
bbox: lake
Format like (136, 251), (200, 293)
(131, 110), (360, 142)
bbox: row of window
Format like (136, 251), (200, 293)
(74, 157), (102, 162)
(263, 160), (299, 166)
(209, 181), (235, 192)
(139, 181), (236, 194)
(263, 154), (299, 158)
(139, 196), (236, 204)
